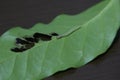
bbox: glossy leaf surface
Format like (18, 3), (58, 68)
(0, 0), (119, 80)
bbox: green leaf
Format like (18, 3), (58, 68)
(0, 0), (119, 80)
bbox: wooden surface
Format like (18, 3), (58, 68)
(0, 0), (120, 80)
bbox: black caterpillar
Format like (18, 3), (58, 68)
(11, 32), (59, 52)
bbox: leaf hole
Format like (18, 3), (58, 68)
(11, 32), (59, 53)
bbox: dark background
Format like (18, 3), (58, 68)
(0, 0), (120, 80)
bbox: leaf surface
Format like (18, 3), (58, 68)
(0, 0), (119, 80)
